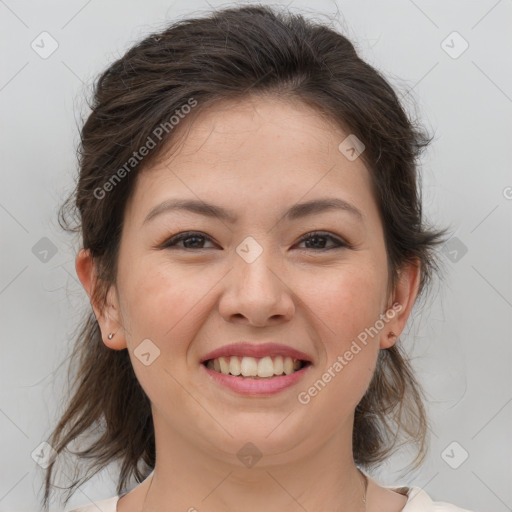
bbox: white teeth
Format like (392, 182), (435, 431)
(273, 355), (284, 375)
(206, 355), (306, 378)
(229, 356), (241, 375)
(257, 356), (274, 378)
(240, 356), (258, 376)
(219, 356), (230, 375)
(284, 356), (294, 375)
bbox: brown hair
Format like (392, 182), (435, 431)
(42, 4), (446, 510)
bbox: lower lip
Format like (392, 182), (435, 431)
(201, 363), (311, 396)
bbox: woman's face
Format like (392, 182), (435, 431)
(83, 96), (416, 466)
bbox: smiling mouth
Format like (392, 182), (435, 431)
(203, 355), (311, 379)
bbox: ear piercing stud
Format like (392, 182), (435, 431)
(107, 332), (115, 340)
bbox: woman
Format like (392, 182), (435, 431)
(43, 5), (473, 511)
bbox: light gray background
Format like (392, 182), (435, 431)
(1, 1), (511, 511)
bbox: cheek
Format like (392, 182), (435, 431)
(116, 258), (210, 404)
(307, 263), (387, 341)
(299, 261), (385, 403)
(117, 256), (206, 350)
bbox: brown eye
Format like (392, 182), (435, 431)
(296, 231), (348, 250)
(161, 231), (217, 250)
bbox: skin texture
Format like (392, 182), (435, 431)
(76, 95), (419, 512)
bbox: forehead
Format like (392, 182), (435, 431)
(125, 95), (378, 226)
(162, 95), (347, 165)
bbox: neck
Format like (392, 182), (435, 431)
(142, 413), (368, 512)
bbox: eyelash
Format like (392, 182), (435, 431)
(159, 230), (349, 251)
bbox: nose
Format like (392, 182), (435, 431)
(218, 245), (295, 327)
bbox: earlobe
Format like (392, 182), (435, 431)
(102, 286), (127, 350)
(104, 328), (126, 350)
(380, 259), (421, 349)
(75, 249), (127, 350)
(380, 329), (399, 350)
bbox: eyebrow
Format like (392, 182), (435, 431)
(143, 197), (363, 226)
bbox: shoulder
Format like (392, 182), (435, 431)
(61, 486), (475, 512)
(403, 486), (475, 512)
(64, 495), (119, 512)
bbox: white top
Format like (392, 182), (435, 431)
(66, 483), (474, 512)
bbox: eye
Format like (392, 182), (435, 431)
(160, 231), (217, 250)
(295, 231), (348, 251)
(159, 230), (349, 251)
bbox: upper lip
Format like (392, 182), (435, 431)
(200, 342), (313, 364)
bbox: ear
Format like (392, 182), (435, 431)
(380, 258), (421, 349)
(75, 248), (127, 350)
